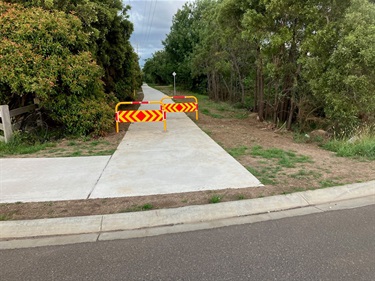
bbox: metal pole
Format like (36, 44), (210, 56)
(172, 72), (176, 95)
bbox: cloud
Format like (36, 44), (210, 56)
(124, 0), (189, 67)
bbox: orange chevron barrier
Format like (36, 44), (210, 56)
(116, 110), (164, 122)
(115, 101), (166, 132)
(160, 96), (199, 120)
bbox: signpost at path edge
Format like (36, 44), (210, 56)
(172, 72), (176, 95)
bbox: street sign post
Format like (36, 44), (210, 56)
(172, 72), (176, 95)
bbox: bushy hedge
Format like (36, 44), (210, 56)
(0, 2), (113, 136)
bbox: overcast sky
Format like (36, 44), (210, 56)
(124, 0), (190, 67)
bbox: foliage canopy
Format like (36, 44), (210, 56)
(144, 0), (375, 134)
(0, 0), (142, 136)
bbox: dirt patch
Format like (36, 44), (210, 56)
(1, 89), (374, 220)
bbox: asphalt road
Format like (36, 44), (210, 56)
(1, 205), (374, 281)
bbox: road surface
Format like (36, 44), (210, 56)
(1, 205), (374, 280)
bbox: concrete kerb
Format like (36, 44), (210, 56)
(0, 181), (374, 246)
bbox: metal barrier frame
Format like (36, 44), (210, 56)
(160, 96), (199, 121)
(115, 101), (166, 132)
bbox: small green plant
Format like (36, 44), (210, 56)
(0, 214), (10, 221)
(119, 203), (154, 213)
(141, 203), (153, 210)
(69, 151), (82, 157)
(235, 113), (248, 119)
(237, 194), (245, 200)
(247, 166), (278, 185)
(227, 146), (248, 158)
(90, 140), (100, 146)
(320, 179), (341, 188)
(290, 169), (322, 179)
(209, 195), (222, 203)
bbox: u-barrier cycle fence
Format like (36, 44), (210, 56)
(161, 95), (198, 121)
(115, 96), (198, 132)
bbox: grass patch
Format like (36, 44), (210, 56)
(201, 108), (224, 119)
(0, 214), (11, 221)
(89, 140), (100, 146)
(251, 145), (312, 168)
(235, 113), (248, 119)
(246, 146), (313, 185)
(247, 166), (279, 185)
(290, 169), (322, 179)
(0, 134), (55, 157)
(227, 146), (248, 158)
(323, 137), (375, 160)
(320, 179), (341, 188)
(69, 151), (82, 157)
(0, 130), (117, 158)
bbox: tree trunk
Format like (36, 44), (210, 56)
(257, 47), (264, 122)
(287, 99), (295, 130)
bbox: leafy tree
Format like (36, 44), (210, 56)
(143, 0), (375, 134)
(162, 0), (212, 90)
(143, 50), (172, 85)
(0, 2), (113, 136)
(4, 0), (142, 100)
(302, 0), (374, 132)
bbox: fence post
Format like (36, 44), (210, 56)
(0, 105), (13, 143)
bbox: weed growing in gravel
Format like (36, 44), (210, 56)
(0, 214), (11, 221)
(209, 195), (222, 203)
(119, 203), (154, 213)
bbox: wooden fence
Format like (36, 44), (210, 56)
(0, 104), (36, 143)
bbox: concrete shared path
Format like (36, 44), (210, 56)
(0, 84), (261, 203)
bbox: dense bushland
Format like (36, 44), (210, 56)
(143, 0), (375, 136)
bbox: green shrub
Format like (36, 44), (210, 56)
(0, 2), (115, 136)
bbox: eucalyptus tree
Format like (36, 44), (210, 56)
(143, 50), (172, 85)
(145, 0), (375, 133)
(302, 0), (375, 132)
